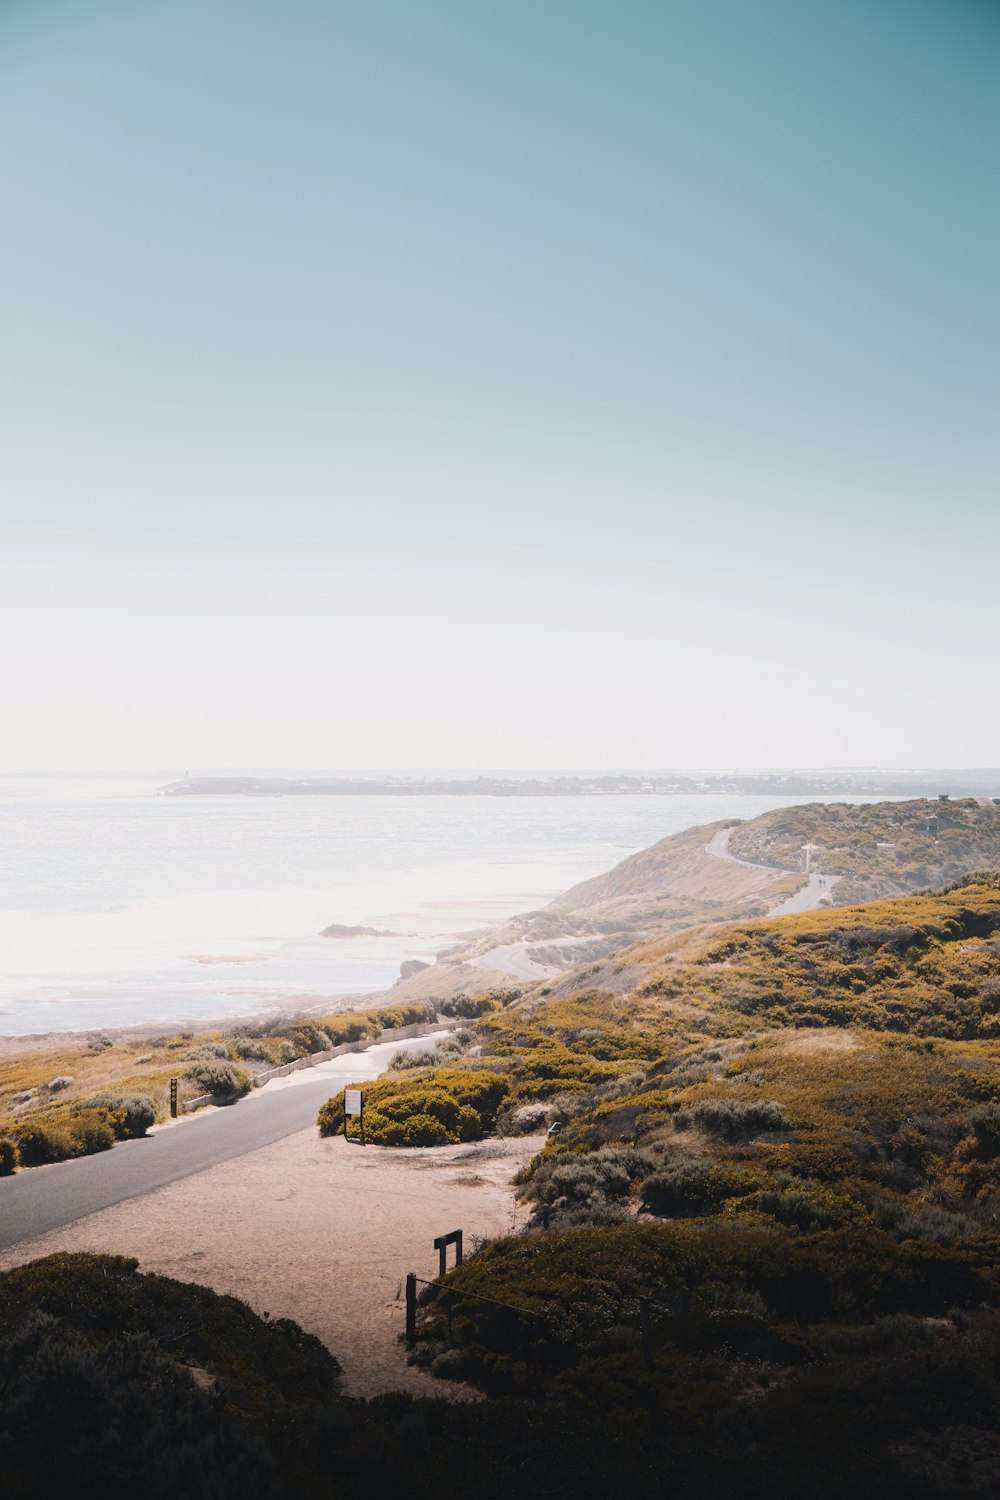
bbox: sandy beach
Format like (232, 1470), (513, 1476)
(0, 1124), (545, 1399)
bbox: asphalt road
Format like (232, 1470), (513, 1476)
(0, 1033), (435, 1253)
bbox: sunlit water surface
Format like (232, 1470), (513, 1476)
(0, 775), (890, 1034)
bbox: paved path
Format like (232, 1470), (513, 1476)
(0, 1033), (437, 1252)
(768, 872), (839, 915)
(704, 826), (839, 915)
(470, 941), (563, 981)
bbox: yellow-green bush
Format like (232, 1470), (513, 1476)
(317, 1067), (509, 1146)
(15, 1108), (116, 1165)
(75, 1092), (155, 1139)
(185, 1062), (251, 1098)
(0, 1136), (19, 1174)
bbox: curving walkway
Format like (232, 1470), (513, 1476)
(704, 826), (839, 916)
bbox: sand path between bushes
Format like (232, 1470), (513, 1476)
(0, 1128), (546, 1399)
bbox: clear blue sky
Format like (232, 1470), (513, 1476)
(1, 0), (997, 769)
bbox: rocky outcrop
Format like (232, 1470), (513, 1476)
(319, 923), (394, 939)
(398, 959), (431, 981)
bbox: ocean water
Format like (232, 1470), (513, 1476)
(0, 776), (883, 1036)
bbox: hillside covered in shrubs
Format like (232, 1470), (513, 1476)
(15, 861), (1000, 1493)
(729, 796), (1000, 903)
(314, 875), (1000, 1493)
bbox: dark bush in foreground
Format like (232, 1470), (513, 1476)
(971, 1101), (1000, 1158)
(639, 1161), (757, 1216)
(0, 1254), (340, 1500)
(532, 1146), (654, 1206)
(0, 1136), (19, 1174)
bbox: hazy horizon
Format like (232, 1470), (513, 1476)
(2, 0), (997, 771)
(5, 764), (1000, 779)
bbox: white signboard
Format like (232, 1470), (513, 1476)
(345, 1089), (363, 1117)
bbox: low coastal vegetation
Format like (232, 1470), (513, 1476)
(15, 863), (1000, 1491)
(0, 1253), (340, 1499)
(0, 1000), (437, 1170)
(308, 874), (1000, 1491)
(318, 1066), (510, 1145)
(729, 796), (1000, 903)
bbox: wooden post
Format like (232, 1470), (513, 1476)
(434, 1229), (462, 1277)
(169, 1078), (178, 1119)
(639, 1296), (652, 1369)
(406, 1273), (417, 1348)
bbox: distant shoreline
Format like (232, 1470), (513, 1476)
(160, 772), (1000, 799)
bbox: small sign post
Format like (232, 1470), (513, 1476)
(344, 1088), (364, 1144)
(169, 1077), (178, 1119)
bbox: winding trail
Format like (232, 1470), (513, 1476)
(705, 826), (840, 916)
(469, 941), (562, 981)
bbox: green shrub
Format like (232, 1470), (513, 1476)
(533, 1146), (654, 1206)
(0, 1136), (19, 1174)
(815, 1313), (936, 1360)
(741, 1187), (845, 1232)
(389, 1047), (442, 1070)
(639, 1161), (756, 1216)
(401, 1113), (453, 1146)
(186, 1041), (230, 1061)
(317, 1014), (379, 1046)
(0, 1253), (341, 1498)
(232, 1038), (272, 1063)
(318, 1068), (509, 1146)
(69, 1109), (116, 1154)
(971, 1101), (1000, 1158)
(186, 1063), (251, 1099)
(441, 994), (499, 1019)
(15, 1109), (116, 1165)
(674, 1097), (788, 1141)
(77, 1094), (156, 1139)
(15, 1120), (79, 1166)
(873, 1197), (981, 1245)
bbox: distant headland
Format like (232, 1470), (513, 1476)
(159, 770), (1000, 798)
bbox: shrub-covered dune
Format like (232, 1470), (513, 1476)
(388, 877), (1000, 1494)
(16, 878), (1000, 1496)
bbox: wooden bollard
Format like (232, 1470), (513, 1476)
(405, 1273), (417, 1348)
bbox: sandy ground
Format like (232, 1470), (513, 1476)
(0, 1127), (545, 1399)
